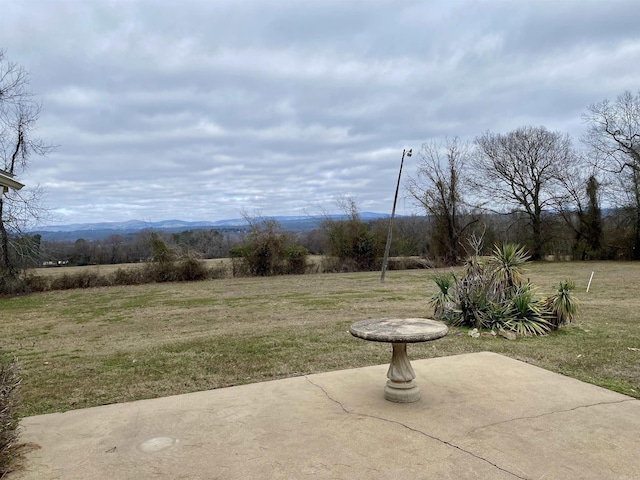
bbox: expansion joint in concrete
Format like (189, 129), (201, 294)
(304, 377), (528, 480)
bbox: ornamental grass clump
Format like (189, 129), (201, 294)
(431, 242), (577, 336)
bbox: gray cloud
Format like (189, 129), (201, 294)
(2, 0), (639, 224)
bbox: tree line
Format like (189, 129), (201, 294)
(408, 92), (640, 264)
(2, 48), (640, 285)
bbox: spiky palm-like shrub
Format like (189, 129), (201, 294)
(502, 284), (552, 336)
(544, 280), (579, 328)
(430, 242), (577, 336)
(429, 273), (454, 319)
(490, 242), (530, 297)
(476, 301), (513, 331)
(451, 261), (493, 329)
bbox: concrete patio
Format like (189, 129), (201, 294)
(9, 352), (640, 479)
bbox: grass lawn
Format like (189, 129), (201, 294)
(1, 261), (639, 417)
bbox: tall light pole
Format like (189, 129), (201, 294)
(380, 148), (411, 282)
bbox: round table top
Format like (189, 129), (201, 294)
(350, 318), (449, 343)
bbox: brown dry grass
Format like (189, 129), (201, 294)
(27, 258), (234, 278)
(1, 261), (639, 417)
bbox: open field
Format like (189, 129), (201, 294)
(1, 261), (639, 417)
(27, 258), (235, 278)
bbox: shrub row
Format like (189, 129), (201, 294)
(11, 257), (230, 294)
(3, 253), (429, 295)
(0, 354), (20, 477)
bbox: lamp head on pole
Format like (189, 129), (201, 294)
(406, 149), (412, 157)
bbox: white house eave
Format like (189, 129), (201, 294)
(0, 170), (25, 191)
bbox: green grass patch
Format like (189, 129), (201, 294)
(1, 262), (639, 416)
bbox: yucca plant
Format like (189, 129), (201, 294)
(451, 260), (495, 329)
(544, 280), (579, 328)
(431, 240), (572, 337)
(502, 283), (552, 336)
(429, 273), (454, 320)
(477, 301), (512, 331)
(490, 243), (530, 297)
(457, 291), (490, 329)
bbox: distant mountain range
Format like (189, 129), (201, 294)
(31, 213), (391, 241)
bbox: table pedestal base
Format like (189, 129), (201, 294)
(384, 343), (420, 403)
(385, 379), (420, 403)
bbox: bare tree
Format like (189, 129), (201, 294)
(407, 137), (476, 265)
(0, 50), (53, 275)
(582, 90), (640, 259)
(473, 126), (575, 260)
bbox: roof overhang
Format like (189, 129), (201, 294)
(0, 170), (24, 192)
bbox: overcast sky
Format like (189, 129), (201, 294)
(2, 0), (639, 226)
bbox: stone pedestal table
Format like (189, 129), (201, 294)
(349, 318), (449, 403)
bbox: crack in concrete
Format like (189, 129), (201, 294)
(461, 398), (637, 440)
(304, 377), (528, 480)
